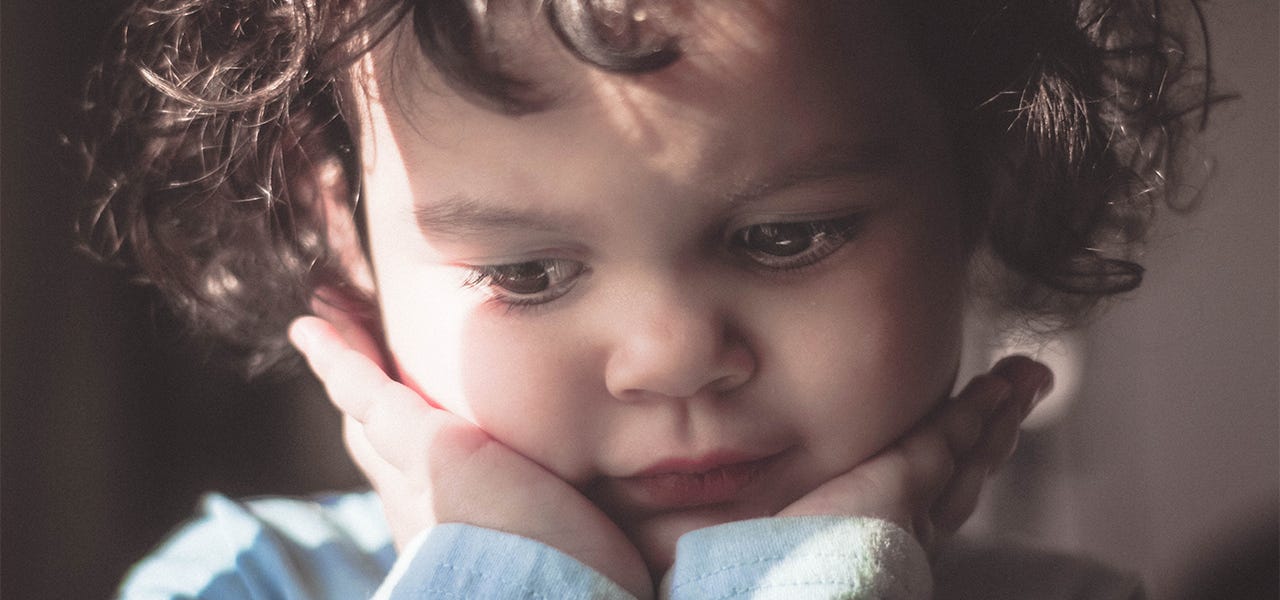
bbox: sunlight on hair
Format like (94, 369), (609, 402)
(580, 0), (795, 184)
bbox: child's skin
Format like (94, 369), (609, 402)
(288, 1), (1053, 597)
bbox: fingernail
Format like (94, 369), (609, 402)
(1025, 367), (1054, 416)
(287, 318), (317, 355)
(1037, 366), (1054, 394)
(991, 354), (1032, 377)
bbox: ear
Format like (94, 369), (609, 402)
(310, 290), (388, 371)
(308, 155), (389, 371)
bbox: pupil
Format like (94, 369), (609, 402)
(747, 223), (813, 256)
(493, 263), (550, 294)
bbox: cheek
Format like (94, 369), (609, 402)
(447, 316), (601, 474)
(768, 221), (968, 468)
(452, 318), (580, 414)
(385, 299), (601, 478)
(378, 268), (475, 419)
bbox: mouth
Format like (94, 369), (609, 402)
(597, 448), (791, 513)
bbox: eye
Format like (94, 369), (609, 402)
(732, 215), (862, 270)
(462, 258), (586, 308)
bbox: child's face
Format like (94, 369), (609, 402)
(351, 1), (970, 563)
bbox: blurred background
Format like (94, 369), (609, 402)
(2, 1), (1275, 598)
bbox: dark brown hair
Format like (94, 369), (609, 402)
(77, 0), (1225, 373)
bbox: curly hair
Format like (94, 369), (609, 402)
(77, 0), (1224, 373)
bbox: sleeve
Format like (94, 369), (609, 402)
(662, 516), (932, 600)
(372, 523), (637, 600)
(116, 493), (394, 600)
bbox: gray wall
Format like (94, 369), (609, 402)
(966, 3), (1279, 597)
(1061, 2), (1278, 593)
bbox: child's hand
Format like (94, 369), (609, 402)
(779, 356), (1052, 549)
(288, 315), (653, 599)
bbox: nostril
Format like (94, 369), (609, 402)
(604, 339), (755, 401)
(707, 374), (742, 394)
(602, 291), (756, 400)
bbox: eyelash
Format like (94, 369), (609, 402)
(730, 214), (863, 272)
(462, 259), (587, 310)
(461, 214), (862, 311)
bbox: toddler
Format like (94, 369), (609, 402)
(81, 0), (1214, 597)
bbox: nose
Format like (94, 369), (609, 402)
(603, 290), (755, 401)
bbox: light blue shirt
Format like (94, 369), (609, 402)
(117, 492), (1139, 599)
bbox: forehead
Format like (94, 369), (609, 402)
(350, 0), (942, 206)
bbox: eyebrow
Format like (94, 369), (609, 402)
(414, 195), (586, 239)
(721, 138), (901, 207)
(413, 139), (900, 239)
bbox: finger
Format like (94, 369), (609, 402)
(964, 355), (1049, 468)
(895, 369), (1017, 533)
(342, 415), (402, 487)
(955, 371), (1015, 414)
(353, 380), (443, 473)
(974, 400), (1025, 467)
(942, 374), (1012, 456)
(890, 360), (1039, 506)
(347, 416), (448, 539)
(941, 355), (1049, 467)
(930, 460), (988, 535)
(912, 514), (936, 552)
(895, 417), (957, 507)
(932, 407), (1027, 535)
(289, 316), (411, 423)
(921, 360), (1048, 538)
(310, 291), (386, 370)
(292, 316), (445, 471)
(991, 355), (1054, 419)
(343, 416), (436, 548)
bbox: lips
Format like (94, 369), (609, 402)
(600, 450), (788, 513)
